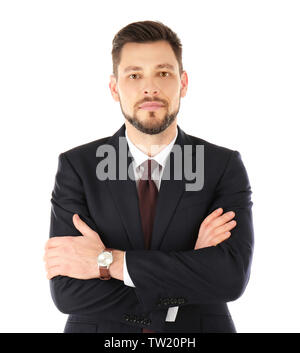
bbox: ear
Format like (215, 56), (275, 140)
(180, 70), (188, 98)
(109, 74), (120, 102)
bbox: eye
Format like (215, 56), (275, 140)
(129, 73), (140, 79)
(160, 71), (170, 77)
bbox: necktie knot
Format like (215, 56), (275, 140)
(140, 159), (160, 181)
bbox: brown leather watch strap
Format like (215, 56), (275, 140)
(99, 267), (111, 280)
(99, 248), (113, 280)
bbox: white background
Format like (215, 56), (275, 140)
(0, 0), (299, 333)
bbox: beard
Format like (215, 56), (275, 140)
(119, 98), (181, 135)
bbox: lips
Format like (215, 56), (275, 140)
(139, 102), (165, 109)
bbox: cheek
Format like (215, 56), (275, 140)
(160, 80), (181, 98)
(167, 86), (181, 107)
(118, 82), (139, 103)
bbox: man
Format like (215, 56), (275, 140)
(44, 21), (254, 333)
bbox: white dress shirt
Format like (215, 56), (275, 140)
(123, 127), (179, 322)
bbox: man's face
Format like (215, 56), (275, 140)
(109, 40), (188, 135)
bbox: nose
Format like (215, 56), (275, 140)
(143, 79), (159, 96)
(143, 88), (159, 95)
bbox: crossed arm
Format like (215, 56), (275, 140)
(44, 208), (237, 282)
(45, 150), (254, 315)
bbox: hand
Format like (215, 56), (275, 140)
(44, 214), (105, 280)
(194, 208), (237, 249)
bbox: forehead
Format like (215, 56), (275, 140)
(118, 40), (179, 72)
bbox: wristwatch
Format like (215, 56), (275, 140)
(97, 248), (113, 280)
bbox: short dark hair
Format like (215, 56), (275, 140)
(111, 20), (183, 79)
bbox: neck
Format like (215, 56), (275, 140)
(125, 120), (177, 157)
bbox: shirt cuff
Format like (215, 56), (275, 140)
(123, 251), (136, 287)
(165, 306), (179, 322)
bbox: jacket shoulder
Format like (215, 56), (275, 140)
(185, 131), (236, 157)
(59, 135), (111, 159)
(183, 131), (241, 182)
(66, 136), (111, 153)
(56, 135), (113, 173)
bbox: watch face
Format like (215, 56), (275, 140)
(97, 251), (113, 267)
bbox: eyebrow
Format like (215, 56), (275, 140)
(123, 63), (176, 73)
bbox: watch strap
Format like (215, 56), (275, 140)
(99, 248), (113, 280)
(99, 267), (111, 280)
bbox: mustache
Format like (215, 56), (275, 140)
(135, 97), (168, 108)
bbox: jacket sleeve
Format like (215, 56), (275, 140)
(125, 150), (254, 311)
(49, 152), (161, 322)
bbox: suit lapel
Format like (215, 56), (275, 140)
(106, 125), (145, 250)
(151, 126), (190, 249)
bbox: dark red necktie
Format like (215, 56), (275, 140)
(138, 159), (159, 251)
(137, 159), (159, 333)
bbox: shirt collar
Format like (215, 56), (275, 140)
(125, 127), (178, 169)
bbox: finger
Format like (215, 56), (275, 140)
(202, 208), (223, 226)
(214, 219), (237, 236)
(45, 256), (61, 270)
(73, 214), (97, 237)
(73, 214), (94, 236)
(45, 238), (59, 249)
(45, 237), (66, 249)
(46, 235), (76, 250)
(213, 231), (231, 246)
(46, 266), (61, 280)
(43, 248), (62, 261)
(210, 211), (236, 229)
